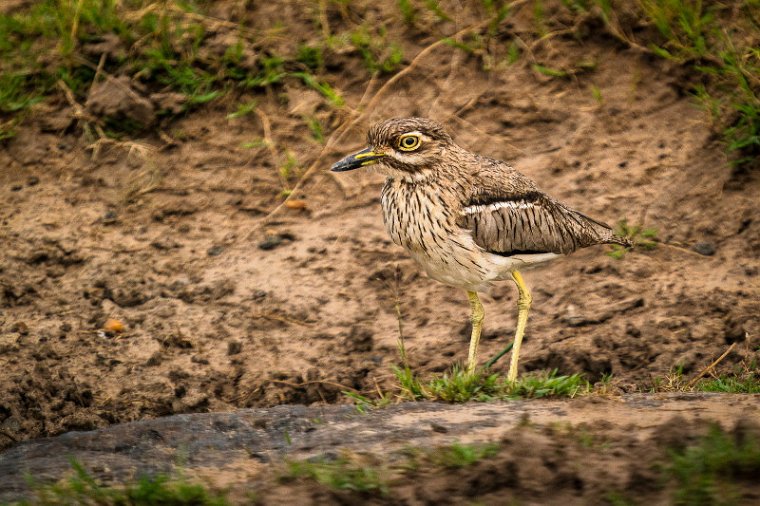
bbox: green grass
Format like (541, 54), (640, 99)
(397, 0), (417, 25)
(427, 442), (500, 468)
(345, 364), (588, 411)
(696, 372), (760, 394)
(387, 365), (589, 404)
(667, 424), (760, 505)
(18, 459), (229, 505)
(226, 100), (258, 120)
(305, 116), (325, 144)
(0, 1), (351, 138)
(641, 0), (759, 170)
(283, 456), (389, 496)
(532, 63), (570, 78)
(284, 442), (498, 497)
(555, 0), (759, 171)
(505, 369), (590, 398)
(349, 26), (405, 74)
(3, 1), (755, 167)
(422, 0), (453, 22)
(607, 219), (658, 259)
(648, 359), (759, 394)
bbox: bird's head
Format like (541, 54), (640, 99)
(331, 117), (454, 179)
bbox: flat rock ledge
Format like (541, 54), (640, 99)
(1, 393), (758, 501)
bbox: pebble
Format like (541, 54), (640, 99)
(102, 210), (118, 224)
(227, 341), (242, 356)
(104, 318), (125, 333)
(207, 245), (224, 257)
(692, 242), (716, 256)
(258, 232), (295, 251)
(11, 321), (29, 335)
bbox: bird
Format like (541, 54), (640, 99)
(331, 117), (631, 381)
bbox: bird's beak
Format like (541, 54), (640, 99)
(331, 147), (385, 172)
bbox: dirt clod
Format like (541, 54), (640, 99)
(86, 76), (156, 127)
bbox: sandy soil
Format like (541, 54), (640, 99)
(0, 0), (758, 500)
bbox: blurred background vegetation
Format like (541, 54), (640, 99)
(0, 0), (757, 169)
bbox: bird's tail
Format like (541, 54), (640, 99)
(575, 210), (633, 248)
(605, 233), (634, 248)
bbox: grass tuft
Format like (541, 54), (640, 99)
(427, 441), (500, 468)
(283, 456), (388, 495)
(393, 366), (589, 403)
(667, 424), (760, 505)
(649, 356), (759, 394)
(20, 459), (229, 505)
(696, 372), (760, 394)
(345, 364), (588, 410)
(507, 369), (590, 398)
(608, 219), (658, 259)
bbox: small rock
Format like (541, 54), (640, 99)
(27, 176), (39, 186)
(258, 235), (283, 250)
(249, 452), (270, 463)
(102, 210), (118, 224)
(10, 184), (22, 192)
(11, 321), (29, 335)
(150, 239), (180, 251)
(258, 232), (295, 251)
(207, 245), (224, 257)
(103, 318), (125, 334)
(692, 242), (716, 256)
(227, 341), (242, 355)
(431, 422), (448, 433)
(87, 75), (156, 127)
(284, 199), (308, 210)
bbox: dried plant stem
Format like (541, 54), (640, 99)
(255, 107), (280, 168)
(70, 0), (85, 46)
(686, 342), (737, 388)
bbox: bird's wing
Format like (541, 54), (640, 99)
(457, 162), (621, 255)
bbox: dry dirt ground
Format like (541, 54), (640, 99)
(0, 0), (758, 502)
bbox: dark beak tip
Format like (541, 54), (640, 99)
(331, 147), (381, 173)
(330, 162), (352, 172)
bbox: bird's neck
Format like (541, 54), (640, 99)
(390, 169), (438, 185)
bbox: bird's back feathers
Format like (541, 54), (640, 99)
(457, 156), (630, 256)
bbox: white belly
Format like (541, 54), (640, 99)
(407, 232), (559, 291)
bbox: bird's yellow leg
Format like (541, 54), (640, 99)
(466, 290), (485, 375)
(507, 271), (532, 382)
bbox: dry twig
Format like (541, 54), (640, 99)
(686, 342), (738, 388)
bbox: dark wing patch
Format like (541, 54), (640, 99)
(457, 193), (616, 256)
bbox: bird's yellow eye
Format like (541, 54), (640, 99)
(397, 134), (421, 152)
